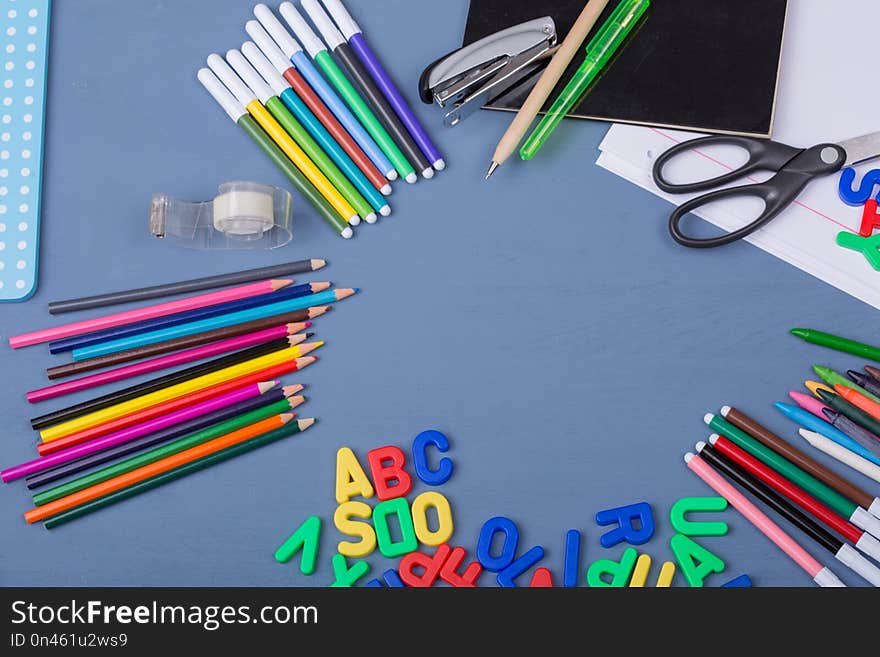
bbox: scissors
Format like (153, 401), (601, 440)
(651, 132), (880, 248)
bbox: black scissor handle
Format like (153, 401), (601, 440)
(669, 144), (847, 248)
(652, 135), (803, 194)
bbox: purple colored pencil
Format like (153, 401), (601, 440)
(320, 0), (444, 170)
(25, 387), (289, 490)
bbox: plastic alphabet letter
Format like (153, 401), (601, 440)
(587, 547), (638, 587)
(410, 491), (454, 546)
(563, 529), (581, 588)
(330, 554), (371, 587)
(721, 574), (753, 587)
(372, 497), (419, 558)
(595, 502), (655, 547)
(496, 545), (545, 587)
(669, 496), (729, 536)
(476, 516), (519, 572)
(399, 544), (451, 587)
(838, 167), (880, 206)
(367, 445), (413, 501)
(859, 200), (880, 237)
(439, 546), (483, 587)
(334, 501), (377, 557)
(836, 231), (880, 271)
(274, 515), (321, 575)
(529, 567), (554, 587)
(411, 429), (454, 485)
(670, 534), (726, 587)
(335, 447), (374, 504)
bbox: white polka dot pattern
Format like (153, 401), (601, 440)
(0, 0), (49, 300)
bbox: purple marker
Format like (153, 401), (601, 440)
(319, 0), (445, 171)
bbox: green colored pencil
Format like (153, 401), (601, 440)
(43, 419), (316, 529)
(34, 396), (303, 506)
(791, 328), (880, 362)
(813, 365), (880, 404)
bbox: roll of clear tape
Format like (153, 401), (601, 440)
(149, 181), (293, 250)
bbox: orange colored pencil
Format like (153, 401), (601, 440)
(36, 357), (316, 448)
(25, 414), (293, 523)
(834, 384), (880, 420)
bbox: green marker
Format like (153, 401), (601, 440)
(813, 365), (880, 404)
(33, 397), (301, 506)
(520, 0), (650, 161)
(280, 2), (416, 183)
(791, 328), (880, 362)
(43, 419), (316, 529)
(704, 414), (856, 518)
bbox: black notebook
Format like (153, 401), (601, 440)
(463, 0), (789, 137)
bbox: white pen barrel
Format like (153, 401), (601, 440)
(226, 49), (274, 104)
(207, 53), (257, 106)
(242, 42), (289, 97)
(280, 2), (327, 57)
(254, 3), (304, 58)
(247, 20), (295, 74)
(197, 68), (246, 123)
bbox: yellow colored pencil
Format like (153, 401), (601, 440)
(246, 100), (357, 225)
(39, 349), (315, 442)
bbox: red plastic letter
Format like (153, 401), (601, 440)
(439, 546), (483, 587)
(367, 445), (413, 501)
(399, 545), (450, 587)
(859, 200), (880, 237)
(529, 568), (554, 587)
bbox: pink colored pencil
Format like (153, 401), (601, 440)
(25, 325), (303, 403)
(9, 279), (292, 348)
(789, 391), (832, 420)
(1, 381), (278, 482)
(685, 451), (842, 586)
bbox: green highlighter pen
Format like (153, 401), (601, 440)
(520, 0), (649, 161)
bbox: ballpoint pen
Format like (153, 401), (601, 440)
(519, 0), (649, 162)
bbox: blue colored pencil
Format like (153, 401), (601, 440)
(75, 289), (357, 359)
(51, 282), (321, 356)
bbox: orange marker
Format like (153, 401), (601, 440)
(25, 414), (292, 524)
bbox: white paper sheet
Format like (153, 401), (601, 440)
(596, 0), (880, 308)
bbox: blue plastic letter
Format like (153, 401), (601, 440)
(595, 502), (655, 547)
(412, 430), (454, 485)
(476, 516), (519, 572)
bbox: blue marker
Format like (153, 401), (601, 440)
(254, 4), (396, 181)
(775, 402), (880, 467)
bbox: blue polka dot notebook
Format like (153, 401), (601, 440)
(1, 0), (50, 302)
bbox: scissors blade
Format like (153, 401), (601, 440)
(838, 131), (880, 166)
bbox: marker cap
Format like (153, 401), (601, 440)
(320, 0), (362, 40)
(246, 20), (295, 74)
(302, 0), (345, 50)
(279, 1), (327, 58)
(197, 68), (247, 123)
(254, 3), (304, 58)
(226, 49), (274, 104)
(207, 53), (257, 106)
(242, 41), (289, 97)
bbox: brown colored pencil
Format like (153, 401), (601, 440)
(45, 300), (330, 380)
(721, 405), (875, 510)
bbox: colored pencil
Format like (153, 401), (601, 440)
(47, 259), (325, 315)
(43, 419), (315, 529)
(47, 319), (313, 379)
(708, 434), (880, 561)
(279, 2), (416, 183)
(37, 382), (296, 457)
(73, 289), (356, 360)
(30, 334), (306, 431)
(697, 443), (880, 587)
(25, 414), (295, 523)
(38, 352), (316, 443)
(812, 391), (880, 464)
(303, 0), (433, 179)
(34, 360), (310, 453)
(246, 19), (390, 194)
(800, 429), (880, 485)
(319, 0), (444, 170)
(847, 370), (880, 398)
(198, 67), (352, 238)
(240, 39), (389, 218)
(33, 395), (306, 506)
(685, 451), (844, 587)
(207, 53), (359, 230)
(774, 401), (880, 468)
(52, 285), (327, 357)
(226, 48), (376, 225)
(2, 382), (280, 482)
(9, 280), (290, 349)
(813, 365), (880, 404)
(720, 406), (880, 519)
(28, 330), (315, 404)
(25, 385), (302, 490)
(254, 3), (395, 180)
(705, 413), (880, 538)
(790, 327), (880, 362)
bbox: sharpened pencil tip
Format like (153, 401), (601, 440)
(299, 417), (316, 430)
(485, 161), (499, 180)
(282, 384), (304, 397)
(311, 258), (326, 270)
